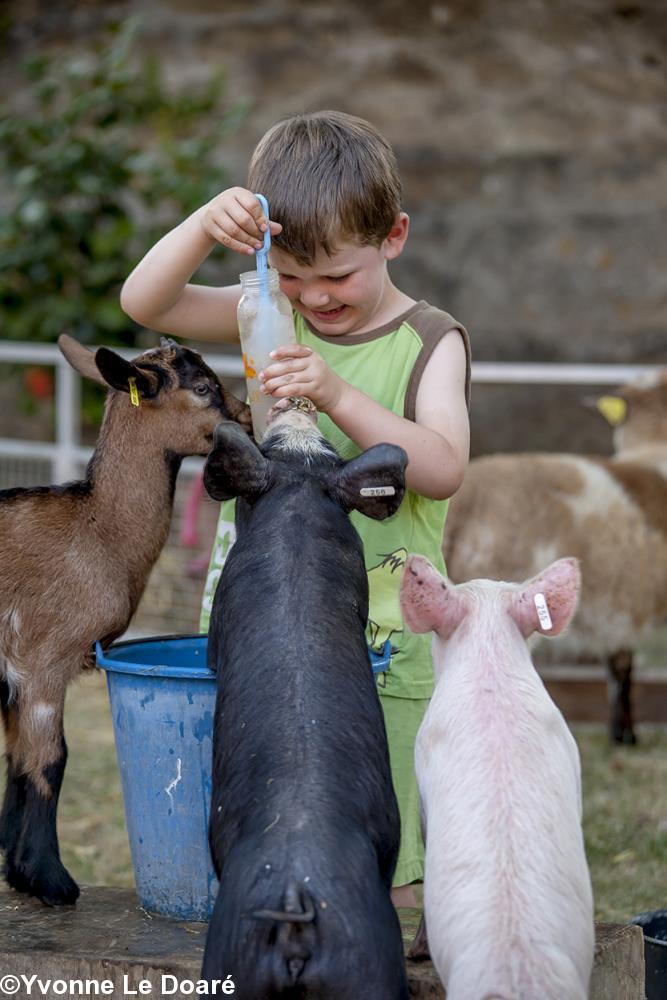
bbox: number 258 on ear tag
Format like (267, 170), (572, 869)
(360, 486), (396, 497)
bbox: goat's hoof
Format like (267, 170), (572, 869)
(6, 860), (80, 906)
(407, 939), (431, 962)
(407, 914), (430, 962)
(36, 884), (80, 906)
(612, 728), (638, 746)
(33, 868), (80, 907)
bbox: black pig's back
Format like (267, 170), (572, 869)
(209, 479), (397, 875)
(205, 476), (406, 997)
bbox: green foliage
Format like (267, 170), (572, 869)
(0, 17), (243, 348)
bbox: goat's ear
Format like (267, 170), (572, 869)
(594, 394), (628, 427)
(510, 557), (581, 638)
(58, 334), (107, 387)
(203, 421), (275, 502)
(326, 444), (408, 520)
(94, 348), (161, 399)
(400, 554), (467, 639)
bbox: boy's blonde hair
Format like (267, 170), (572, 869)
(247, 110), (402, 266)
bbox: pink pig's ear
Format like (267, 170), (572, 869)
(400, 555), (467, 639)
(510, 557), (581, 639)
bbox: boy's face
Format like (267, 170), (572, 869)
(270, 220), (407, 336)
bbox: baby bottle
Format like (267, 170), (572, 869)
(237, 195), (296, 441)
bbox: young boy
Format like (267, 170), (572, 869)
(121, 110), (471, 908)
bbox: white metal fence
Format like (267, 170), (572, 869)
(0, 339), (662, 635)
(1, 339), (659, 483)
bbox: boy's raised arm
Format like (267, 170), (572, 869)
(120, 205), (240, 342)
(120, 189), (282, 344)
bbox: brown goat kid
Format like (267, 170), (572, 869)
(444, 372), (667, 745)
(0, 335), (249, 905)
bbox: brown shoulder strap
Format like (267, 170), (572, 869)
(403, 304), (471, 422)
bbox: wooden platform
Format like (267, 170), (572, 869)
(0, 884), (645, 998)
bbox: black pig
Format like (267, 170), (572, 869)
(202, 406), (409, 1000)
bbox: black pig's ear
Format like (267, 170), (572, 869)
(204, 421), (275, 502)
(327, 444), (408, 520)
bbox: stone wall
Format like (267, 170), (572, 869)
(3, 0), (666, 452)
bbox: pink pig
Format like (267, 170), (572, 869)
(400, 555), (594, 1000)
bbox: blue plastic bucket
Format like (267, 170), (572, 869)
(97, 633), (391, 921)
(97, 635), (217, 920)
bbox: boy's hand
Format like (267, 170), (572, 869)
(201, 188), (282, 255)
(259, 345), (345, 413)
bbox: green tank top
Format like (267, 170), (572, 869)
(200, 300), (470, 699)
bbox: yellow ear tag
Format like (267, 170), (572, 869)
(128, 377), (140, 407)
(596, 395), (626, 426)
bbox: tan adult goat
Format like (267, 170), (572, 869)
(0, 335), (249, 905)
(444, 372), (667, 744)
